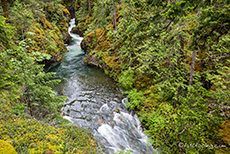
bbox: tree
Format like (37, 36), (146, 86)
(9, 1), (34, 39)
(87, 0), (92, 16)
(189, 0), (203, 86)
(112, 0), (117, 30)
(1, 37), (66, 118)
(1, 0), (9, 19)
(73, 0), (230, 152)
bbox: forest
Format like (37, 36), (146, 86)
(1, 0), (230, 153)
(0, 0), (97, 153)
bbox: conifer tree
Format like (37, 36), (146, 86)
(1, 0), (9, 18)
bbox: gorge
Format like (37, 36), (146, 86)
(51, 19), (157, 154)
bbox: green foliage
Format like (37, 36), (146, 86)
(0, 16), (13, 48)
(1, 38), (67, 120)
(114, 149), (133, 154)
(118, 68), (135, 89)
(0, 1), (99, 154)
(85, 0), (113, 34)
(125, 89), (144, 110)
(3, 0), (69, 62)
(9, 0), (34, 39)
(77, 0), (230, 153)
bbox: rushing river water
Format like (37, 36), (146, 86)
(51, 19), (157, 154)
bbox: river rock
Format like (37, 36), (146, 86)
(70, 111), (82, 118)
(83, 53), (100, 67)
(71, 26), (84, 37)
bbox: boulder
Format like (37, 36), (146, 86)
(0, 140), (17, 154)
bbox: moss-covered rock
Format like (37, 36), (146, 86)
(0, 140), (17, 154)
(71, 16), (93, 36)
(219, 121), (230, 145)
(62, 0), (76, 18)
(46, 3), (72, 44)
(28, 17), (68, 63)
(80, 32), (97, 53)
(83, 52), (100, 67)
(71, 0), (95, 36)
(24, 2), (74, 65)
(81, 26), (121, 80)
(71, 26), (84, 37)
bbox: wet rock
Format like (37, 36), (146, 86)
(71, 26), (84, 37)
(62, 106), (70, 114)
(113, 108), (120, 113)
(85, 116), (92, 121)
(113, 97), (119, 102)
(76, 96), (90, 101)
(97, 118), (105, 125)
(100, 104), (111, 115)
(81, 112), (87, 118)
(62, 31), (72, 44)
(108, 120), (115, 127)
(81, 102), (89, 108)
(70, 111), (82, 118)
(108, 101), (119, 108)
(72, 101), (82, 108)
(72, 119), (89, 127)
(83, 53), (100, 67)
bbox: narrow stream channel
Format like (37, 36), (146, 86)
(51, 19), (157, 154)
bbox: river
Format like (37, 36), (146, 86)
(51, 19), (157, 154)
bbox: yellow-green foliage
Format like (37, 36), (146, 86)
(26, 2), (72, 62)
(0, 115), (97, 154)
(46, 3), (71, 32)
(29, 17), (68, 62)
(0, 140), (17, 154)
(73, 0), (96, 36)
(7, 1), (70, 62)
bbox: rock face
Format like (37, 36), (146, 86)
(28, 3), (72, 66)
(80, 26), (120, 79)
(83, 53), (100, 67)
(62, 0), (76, 18)
(73, 1), (120, 78)
(71, 26), (84, 37)
(62, 30), (72, 44)
(0, 140), (17, 154)
(80, 33), (96, 54)
(46, 4), (72, 44)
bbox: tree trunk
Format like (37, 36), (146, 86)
(43, 0), (47, 16)
(189, 6), (202, 86)
(9, 0), (14, 6)
(88, 0), (92, 16)
(189, 48), (196, 86)
(1, 0), (9, 19)
(112, 0), (117, 30)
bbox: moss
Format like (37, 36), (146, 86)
(103, 55), (119, 70)
(0, 140), (17, 154)
(28, 16), (68, 63)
